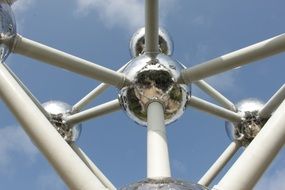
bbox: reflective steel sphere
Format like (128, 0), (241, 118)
(2, 0), (17, 5)
(235, 99), (264, 115)
(120, 178), (208, 190)
(42, 101), (82, 142)
(225, 99), (266, 147)
(0, 1), (16, 62)
(130, 27), (173, 57)
(119, 53), (190, 126)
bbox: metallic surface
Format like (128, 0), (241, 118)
(42, 100), (82, 142)
(225, 99), (267, 147)
(120, 178), (208, 190)
(130, 27), (173, 57)
(215, 100), (285, 190)
(1, 0), (17, 5)
(0, 1), (16, 62)
(119, 53), (190, 126)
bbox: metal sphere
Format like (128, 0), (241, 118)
(42, 100), (82, 143)
(235, 99), (264, 115)
(119, 53), (190, 126)
(120, 178), (208, 190)
(129, 27), (173, 57)
(225, 99), (266, 147)
(0, 1), (16, 62)
(1, 0), (17, 5)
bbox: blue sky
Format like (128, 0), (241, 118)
(0, 0), (285, 189)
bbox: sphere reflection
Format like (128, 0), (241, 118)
(0, 1), (16, 62)
(130, 27), (173, 57)
(225, 99), (266, 147)
(119, 54), (190, 126)
(120, 178), (208, 190)
(235, 99), (264, 116)
(42, 100), (82, 142)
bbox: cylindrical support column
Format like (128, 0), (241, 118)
(72, 63), (129, 112)
(65, 99), (121, 125)
(3, 63), (50, 118)
(70, 143), (116, 190)
(145, 0), (159, 54)
(72, 83), (110, 112)
(12, 35), (129, 88)
(194, 80), (236, 111)
(179, 33), (285, 84)
(213, 99), (285, 190)
(147, 101), (171, 178)
(188, 96), (242, 122)
(198, 141), (241, 187)
(258, 84), (285, 118)
(0, 64), (107, 190)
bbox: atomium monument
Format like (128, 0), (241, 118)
(0, 0), (284, 189)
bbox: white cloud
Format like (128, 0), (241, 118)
(0, 126), (38, 169)
(75, 0), (178, 31)
(255, 168), (285, 190)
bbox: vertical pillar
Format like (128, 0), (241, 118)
(147, 101), (171, 178)
(145, 0), (159, 54)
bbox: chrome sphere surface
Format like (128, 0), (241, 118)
(235, 98), (264, 115)
(225, 99), (266, 147)
(130, 27), (173, 57)
(119, 53), (190, 126)
(0, 1), (16, 62)
(42, 101), (82, 142)
(120, 178), (208, 190)
(2, 1), (17, 5)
